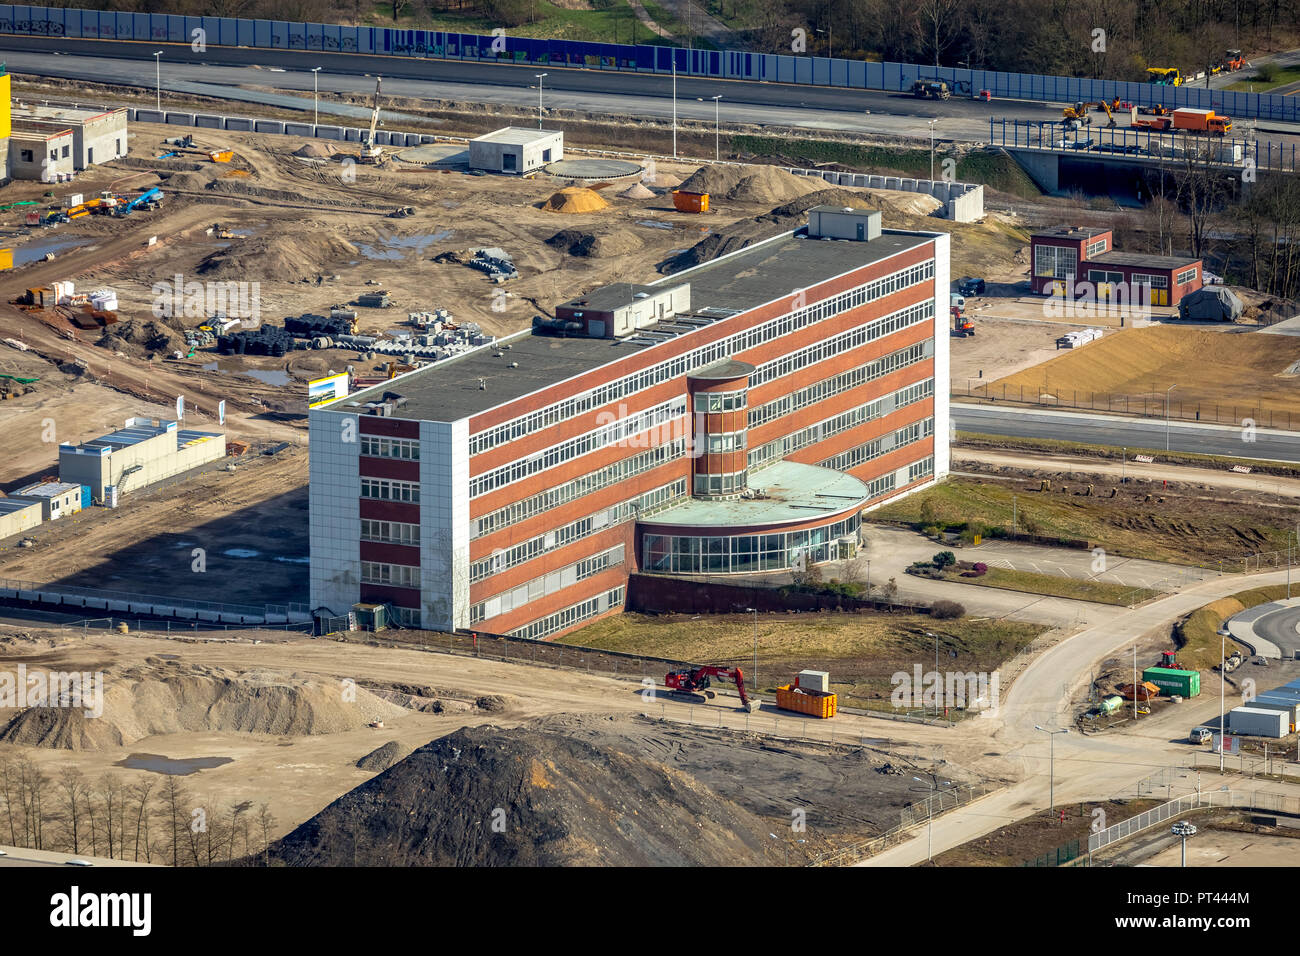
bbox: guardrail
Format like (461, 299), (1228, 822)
(0, 576), (311, 624)
(2, 4), (1297, 123)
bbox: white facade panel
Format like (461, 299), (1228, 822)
(309, 409), (361, 616)
(420, 417), (470, 631)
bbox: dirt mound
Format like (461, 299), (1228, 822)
(661, 187), (876, 274)
(293, 141), (340, 159)
(265, 722), (782, 866)
(96, 320), (185, 358)
(356, 739), (412, 772)
(197, 233), (358, 282)
(677, 164), (822, 205)
(545, 228), (643, 258)
(648, 171), (681, 188)
(542, 186), (609, 214)
(0, 663), (406, 751)
(620, 182), (655, 199)
(165, 170), (217, 191)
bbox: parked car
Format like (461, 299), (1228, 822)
(957, 277), (986, 296)
(1188, 727), (1212, 745)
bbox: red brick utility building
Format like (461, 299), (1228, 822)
(310, 207), (950, 640)
(1030, 226), (1202, 306)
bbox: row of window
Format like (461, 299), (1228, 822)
(818, 416), (934, 471)
(909, 455), (936, 483)
(1176, 267), (1199, 286)
(642, 515), (860, 576)
(748, 378), (935, 471)
(1134, 273), (1170, 289)
(750, 300), (934, 389)
(469, 396), (688, 499)
(471, 442), (687, 540)
(1034, 244), (1078, 279)
(508, 586), (626, 641)
(360, 436), (420, 460)
(360, 477), (419, 503)
(469, 478), (687, 583)
(360, 561), (419, 588)
(702, 431), (747, 454)
(468, 260), (934, 457)
(361, 518), (420, 546)
(388, 606), (421, 627)
(693, 389), (747, 413)
(470, 545), (625, 625)
(693, 470), (748, 497)
(749, 340), (929, 429)
(1086, 237), (1109, 258)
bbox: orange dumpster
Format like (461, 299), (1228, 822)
(672, 190), (709, 213)
(775, 684), (837, 718)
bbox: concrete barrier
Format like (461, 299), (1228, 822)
(135, 109), (165, 124)
(283, 122), (313, 136)
(884, 177), (901, 190)
(314, 125), (343, 140)
(108, 600), (130, 612)
(194, 113), (223, 129)
(946, 184), (984, 222)
(165, 112), (195, 126)
(420, 134), (437, 144)
(253, 119), (285, 134)
(198, 610), (221, 622)
(84, 597), (107, 610)
(225, 117), (253, 131)
(343, 127), (361, 142)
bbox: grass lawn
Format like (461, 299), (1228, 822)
(930, 565), (1161, 606)
(563, 609), (1045, 711)
(1226, 65), (1300, 91)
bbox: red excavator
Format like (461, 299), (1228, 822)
(665, 665), (755, 710)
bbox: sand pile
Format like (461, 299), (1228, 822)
(620, 182), (655, 200)
(648, 171), (681, 188)
(356, 740), (412, 772)
(546, 228), (643, 258)
(294, 141), (340, 159)
(543, 186), (609, 213)
(677, 164), (822, 204)
(0, 663), (407, 750)
(869, 188), (943, 217)
(197, 233), (358, 281)
(266, 722), (782, 866)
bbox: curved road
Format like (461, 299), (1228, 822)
(1228, 598), (1300, 658)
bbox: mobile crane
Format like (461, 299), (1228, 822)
(359, 75), (385, 164)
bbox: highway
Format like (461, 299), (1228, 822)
(0, 36), (1061, 142)
(953, 403), (1300, 463)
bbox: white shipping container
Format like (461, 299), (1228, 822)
(67, 193), (84, 207)
(1228, 706), (1287, 738)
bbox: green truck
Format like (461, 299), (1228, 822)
(1142, 666), (1201, 698)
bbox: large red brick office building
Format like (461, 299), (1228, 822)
(309, 207), (951, 640)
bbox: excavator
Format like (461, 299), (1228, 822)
(665, 665), (758, 711)
(1062, 100), (1116, 129)
(359, 75), (385, 165)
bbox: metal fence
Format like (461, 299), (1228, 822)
(0, 575), (311, 624)
(899, 782), (993, 829)
(1089, 787), (1300, 853)
(2, 4), (1298, 123)
(989, 118), (1270, 168)
(1023, 838), (1082, 867)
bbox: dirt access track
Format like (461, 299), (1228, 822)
(0, 625), (985, 851)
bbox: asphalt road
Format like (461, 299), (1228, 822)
(954, 403), (1300, 463)
(0, 36), (1061, 142)
(1230, 599), (1300, 658)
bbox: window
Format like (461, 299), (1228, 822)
(1087, 270), (1123, 285)
(61, 145), (70, 159)
(641, 515), (860, 575)
(508, 587), (625, 641)
(361, 519), (420, 545)
(20, 149), (33, 163)
(694, 389), (747, 413)
(693, 470), (747, 496)
(361, 561), (419, 588)
(1086, 237), (1108, 258)
(360, 436), (420, 460)
(360, 478), (419, 503)
(1034, 243), (1077, 279)
(705, 431), (746, 454)
(1176, 267), (1198, 286)
(471, 545), (625, 625)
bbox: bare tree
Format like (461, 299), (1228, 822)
(257, 803), (277, 866)
(916, 0), (961, 66)
(56, 765), (88, 855)
(129, 777), (156, 863)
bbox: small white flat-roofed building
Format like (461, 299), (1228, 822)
(10, 104), (128, 170)
(0, 497), (44, 539)
(9, 481), (83, 521)
(58, 417), (226, 502)
(9, 125), (75, 180)
(469, 127), (563, 175)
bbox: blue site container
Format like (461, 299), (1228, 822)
(81, 485), (92, 509)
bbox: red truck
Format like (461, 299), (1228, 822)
(1133, 107), (1232, 136)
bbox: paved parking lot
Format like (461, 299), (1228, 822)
(962, 538), (1220, 592)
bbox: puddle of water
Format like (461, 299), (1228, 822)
(637, 220), (674, 231)
(274, 556), (310, 564)
(116, 753), (234, 776)
(6, 236), (96, 267)
(356, 232), (453, 260)
(223, 548), (261, 558)
(202, 361), (291, 387)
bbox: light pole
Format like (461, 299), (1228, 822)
(746, 606), (758, 696)
(1121, 446), (1126, 484)
(710, 95), (722, 161)
(927, 119), (938, 181)
(1012, 493), (1017, 535)
(926, 631), (939, 716)
(1171, 821), (1196, 866)
(1217, 626), (1228, 771)
(1034, 725), (1069, 810)
(311, 67), (322, 127)
(815, 26), (833, 59)
(534, 73), (548, 129)
(153, 51), (163, 112)
(671, 59), (678, 158)
(1165, 383), (1177, 451)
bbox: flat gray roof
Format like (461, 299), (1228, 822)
(1089, 250), (1199, 269)
(642, 461), (868, 528)
(0, 498), (42, 515)
(328, 227), (930, 423)
(472, 127), (561, 145)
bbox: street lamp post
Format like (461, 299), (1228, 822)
(1171, 821), (1197, 866)
(928, 119), (938, 181)
(1165, 383), (1177, 451)
(1034, 725), (1070, 810)
(710, 95), (722, 161)
(746, 607), (758, 696)
(1217, 627), (1228, 771)
(153, 51), (163, 112)
(534, 73), (548, 129)
(925, 631), (939, 716)
(815, 26), (833, 59)
(311, 67), (322, 127)
(671, 59), (677, 159)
